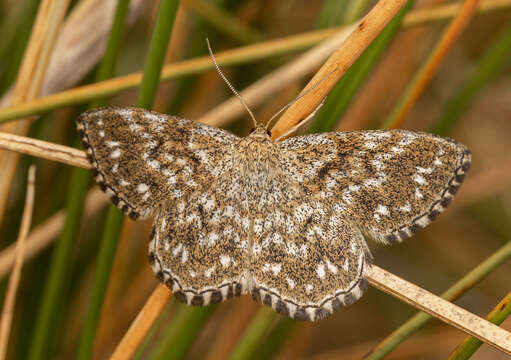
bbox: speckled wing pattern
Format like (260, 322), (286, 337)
(77, 107), (239, 219)
(149, 169), (250, 307)
(279, 130), (471, 245)
(78, 107), (470, 322)
(248, 173), (372, 321)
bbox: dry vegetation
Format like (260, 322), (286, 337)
(0, 0), (511, 359)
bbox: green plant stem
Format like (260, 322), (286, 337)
(92, 1), (182, 357)
(151, 304), (217, 360)
(447, 292), (511, 359)
(137, 0), (180, 110)
(90, 0), (132, 108)
(2, 1), (510, 124)
(0, 0), (40, 95)
(73, 2), (131, 359)
(431, 18), (511, 136)
(28, 167), (90, 360)
(364, 240), (511, 360)
(315, 0), (348, 29)
(186, 0), (264, 44)
(342, 0), (372, 24)
(253, 317), (296, 359)
(228, 307), (278, 360)
(309, 0), (413, 134)
(76, 206), (124, 360)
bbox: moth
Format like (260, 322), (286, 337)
(77, 105), (470, 321)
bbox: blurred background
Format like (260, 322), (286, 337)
(0, 0), (510, 359)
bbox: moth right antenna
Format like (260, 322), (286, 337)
(206, 38), (258, 128)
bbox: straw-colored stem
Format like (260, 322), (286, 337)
(365, 240), (511, 359)
(447, 292), (511, 359)
(111, 284), (172, 360)
(271, 0), (409, 139)
(0, 0), (70, 226)
(0, 187), (108, 279)
(383, 0), (481, 129)
(366, 265), (511, 355)
(0, 0), (509, 125)
(0, 132), (90, 169)
(0, 166), (35, 360)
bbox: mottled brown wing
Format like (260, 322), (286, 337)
(248, 171), (372, 321)
(278, 130), (470, 244)
(77, 106), (239, 219)
(149, 170), (249, 306)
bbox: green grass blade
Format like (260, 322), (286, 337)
(28, 167), (90, 360)
(309, 1), (413, 134)
(151, 304), (217, 360)
(0, 0), (40, 95)
(430, 19), (511, 136)
(90, 0), (132, 108)
(447, 292), (511, 359)
(188, 0), (264, 44)
(342, 0), (372, 24)
(136, 0), (181, 110)
(315, 0), (348, 29)
(74, 2), (131, 359)
(252, 317), (295, 359)
(228, 307), (278, 360)
(364, 240), (511, 360)
(87, 0), (182, 357)
(76, 205), (125, 360)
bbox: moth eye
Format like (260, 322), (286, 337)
(249, 127), (256, 134)
(266, 129), (272, 136)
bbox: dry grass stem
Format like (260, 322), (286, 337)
(271, 0), (409, 139)
(366, 265), (511, 355)
(0, 132), (90, 169)
(0, 187), (108, 279)
(40, 0), (147, 96)
(310, 328), (464, 360)
(1, 0), (509, 126)
(403, 0), (509, 27)
(110, 283), (172, 360)
(385, 0), (481, 128)
(0, 0), (70, 224)
(0, 166), (36, 359)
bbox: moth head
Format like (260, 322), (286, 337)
(248, 124), (271, 139)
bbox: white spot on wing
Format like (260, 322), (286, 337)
(286, 277), (296, 289)
(415, 188), (423, 199)
(137, 183), (149, 193)
(327, 260), (338, 274)
(110, 149), (121, 159)
(181, 248), (188, 263)
(414, 174), (427, 185)
(400, 203), (411, 212)
(172, 243), (182, 256)
(205, 266), (215, 278)
(271, 264), (281, 275)
(220, 255), (231, 267)
(376, 204), (389, 216)
(317, 264), (326, 279)
(305, 284), (313, 294)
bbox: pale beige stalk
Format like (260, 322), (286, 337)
(0, 0), (70, 224)
(0, 166), (36, 359)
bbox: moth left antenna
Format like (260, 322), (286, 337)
(206, 38), (258, 128)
